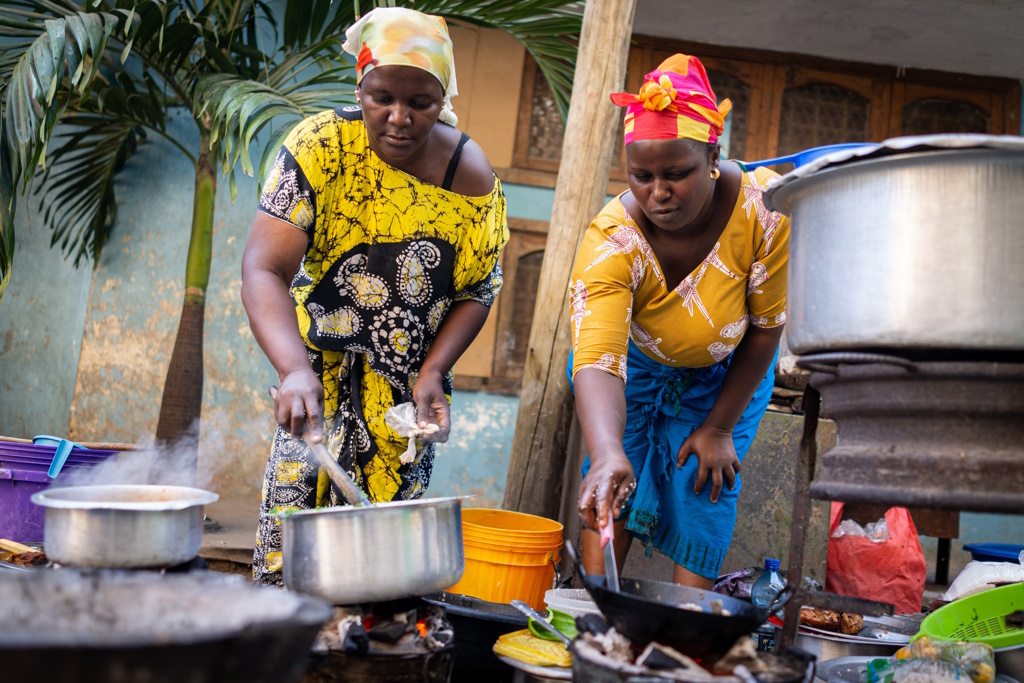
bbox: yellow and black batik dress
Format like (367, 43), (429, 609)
(252, 107), (508, 585)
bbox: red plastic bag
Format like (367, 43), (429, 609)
(826, 502), (927, 614)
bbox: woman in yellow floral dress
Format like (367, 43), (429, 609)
(572, 54), (788, 588)
(241, 7), (508, 585)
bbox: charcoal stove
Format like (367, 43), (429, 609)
(801, 353), (1024, 513)
(762, 136), (1024, 651)
(302, 597), (455, 683)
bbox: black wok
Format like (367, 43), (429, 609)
(566, 541), (793, 659)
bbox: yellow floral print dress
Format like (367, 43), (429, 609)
(252, 107), (508, 584)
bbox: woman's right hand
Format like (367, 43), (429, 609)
(273, 368), (325, 442)
(577, 453), (636, 532)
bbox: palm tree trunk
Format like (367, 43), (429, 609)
(155, 133), (216, 474)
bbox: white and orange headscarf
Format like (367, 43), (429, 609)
(610, 54), (731, 146)
(342, 7), (459, 126)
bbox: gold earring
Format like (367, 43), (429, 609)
(711, 168), (721, 180)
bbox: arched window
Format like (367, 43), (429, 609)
(901, 98), (989, 135)
(707, 69), (751, 161)
(778, 83), (871, 157)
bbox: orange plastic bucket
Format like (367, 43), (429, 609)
(449, 508), (564, 611)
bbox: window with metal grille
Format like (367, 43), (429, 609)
(707, 70), (750, 161)
(901, 98), (989, 135)
(526, 71), (564, 165)
(777, 83), (871, 157)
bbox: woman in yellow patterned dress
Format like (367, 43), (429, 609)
(241, 7), (508, 585)
(572, 54), (788, 588)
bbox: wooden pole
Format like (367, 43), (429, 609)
(503, 0), (637, 518)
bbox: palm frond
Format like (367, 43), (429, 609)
(0, 4), (142, 277)
(32, 112), (143, 265)
(1, 7), (139, 191)
(196, 36), (357, 181)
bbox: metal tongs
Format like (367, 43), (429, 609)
(269, 386), (371, 508)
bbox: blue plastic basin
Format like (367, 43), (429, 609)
(962, 543), (1024, 563)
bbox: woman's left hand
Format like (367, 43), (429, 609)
(412, 369), (450, 443)
(676, 423), (740, 503)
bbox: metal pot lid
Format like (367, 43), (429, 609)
(31, 484), (218, 511)
(764, 133), (1024, 213)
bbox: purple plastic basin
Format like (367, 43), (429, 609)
(0, 443), (114, 462)
(0, 445), (117, 543)
(0, 456), (102, 472)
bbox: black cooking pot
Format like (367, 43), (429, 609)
(423, 591), (528, 683)
(567, 541), (793, 659)
(0, 569), (333, 683)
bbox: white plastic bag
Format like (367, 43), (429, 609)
(384, 402), (439, 465)
(831, 517), (889, 543)
(941, 550), (1024, 602)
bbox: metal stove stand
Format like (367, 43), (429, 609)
(779, 350), (1024, 649)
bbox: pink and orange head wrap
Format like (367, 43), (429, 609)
(610, 54), (732, 146)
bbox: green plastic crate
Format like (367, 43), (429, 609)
(919, 583), (1024, 649)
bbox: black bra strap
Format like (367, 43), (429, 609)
(442, 132), (471, 191)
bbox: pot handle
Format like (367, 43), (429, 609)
(564, 540), (588, 583)
(796, 352), (918, 375)
(764, 584), (795, 616)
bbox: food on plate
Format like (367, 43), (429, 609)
(799, 607), (839, 631)
(839, 611), (864, 635)
(0, 538), (47, 567)
(798, 607), (865, 635)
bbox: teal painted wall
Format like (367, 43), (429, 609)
(0, 193), (94, 437)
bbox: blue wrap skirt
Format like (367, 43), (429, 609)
(571, 339), (777, 579)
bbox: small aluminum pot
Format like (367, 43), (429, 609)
(282, 497), (464, 605)
(31, 484), (218, 568)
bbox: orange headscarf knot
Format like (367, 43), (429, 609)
(638, 75), (678, 112)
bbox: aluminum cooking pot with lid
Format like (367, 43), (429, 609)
(764, 134), (1024, 355)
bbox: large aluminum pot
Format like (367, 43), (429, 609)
(765, 135), (1024, 354)
(31, 484), (218, 567)
(282, 496), (464, 604)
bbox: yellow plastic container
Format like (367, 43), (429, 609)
(449, 508), (563, 611)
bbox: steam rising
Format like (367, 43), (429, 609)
(61, 414), (244, 492)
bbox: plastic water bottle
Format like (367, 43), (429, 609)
(751, 558), (786, 609)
